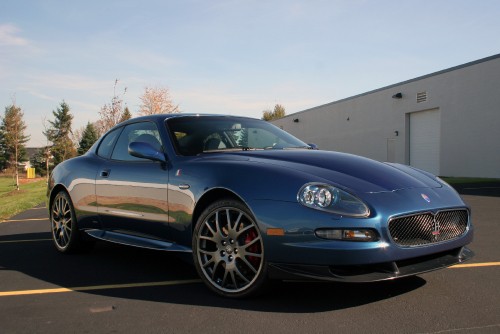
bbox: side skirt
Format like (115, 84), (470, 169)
(85, 229), (192, 253)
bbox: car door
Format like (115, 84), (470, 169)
(95, 121), (170, 239)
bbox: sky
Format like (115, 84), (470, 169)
(1, 0), (499, 147)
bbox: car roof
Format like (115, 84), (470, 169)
(123, 113), (258, 123)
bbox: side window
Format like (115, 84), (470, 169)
(111, 122), (163, 161)
(96, 128), (121, 159)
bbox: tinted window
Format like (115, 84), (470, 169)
(111, 122), (163, 161)
(96, 128), (121, 159)
(166, 116), (308, 156)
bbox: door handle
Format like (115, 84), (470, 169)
(100, 169), (110, 178)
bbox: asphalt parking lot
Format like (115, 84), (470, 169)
(1, 192), (499, 333)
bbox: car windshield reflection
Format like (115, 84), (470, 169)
(166, 116), (308, 156)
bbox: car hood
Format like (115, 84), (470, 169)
(202, 150), (442, 193)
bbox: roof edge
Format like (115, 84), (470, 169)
(279, 53), (500, 119)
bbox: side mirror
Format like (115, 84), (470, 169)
(128, 142), (166, 163)
(308, 143), (319, 150)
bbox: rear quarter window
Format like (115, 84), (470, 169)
(96, 127), (122, 159)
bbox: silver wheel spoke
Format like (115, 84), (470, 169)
(236, 224), (252, 238)
(243, 236), (261, 249)
(228, 271), (237, 288)
(199, 235), (214, 242)
(233, 266), (250, 284)
(242, 251), (262, 258)
(221, 269), (229, 286)
(240, 257), (257, 274)
(204, 220), (217, 236)
(225, 209), (232, 229)
(231, 212), (243, 232)
(199, 249), (215, 256)
(202, 258), (215, 269)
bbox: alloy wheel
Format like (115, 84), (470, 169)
(51, 192), (73, 250)
(196, 205), (264, 294)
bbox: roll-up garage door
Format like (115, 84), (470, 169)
(409, 109), (441, 175)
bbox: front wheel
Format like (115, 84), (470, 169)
(50, 191), (91, 253)
(193, 199), (267, 298)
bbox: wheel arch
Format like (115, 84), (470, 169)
(48, 184), (70, 215)
(192, 188), (247, 232)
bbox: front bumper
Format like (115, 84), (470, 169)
(268, 246), (474, 282)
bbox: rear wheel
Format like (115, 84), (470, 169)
(193, 199), (267, 298)
(50, 191), (92, 253)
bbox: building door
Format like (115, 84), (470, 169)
(409, 108), (441, 175)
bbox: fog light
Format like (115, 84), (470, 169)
(315, 228), (377, 241)
(315, 229), (342, 240)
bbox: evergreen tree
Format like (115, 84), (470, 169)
(238, 128), (248, 147)
(1, 104), (30, 189)
(30, 147), (51, 177)
(44, 101), (76, 166)
(0, 126), (7, 171)
(119, 106), (132, 123)
(77, 122), (99, 155)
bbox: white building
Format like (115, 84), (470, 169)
(272, 54), (500, 178)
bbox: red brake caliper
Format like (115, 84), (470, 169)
(244, 229), (260, 267)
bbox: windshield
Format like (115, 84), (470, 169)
(166, 116), (308, 156)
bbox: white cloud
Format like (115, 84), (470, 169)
(0, 24), (30, 46)
(173, 83), (330, 119)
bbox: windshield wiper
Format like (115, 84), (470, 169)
(240, 146), (259, 151)
(202, 147), (260, 153)
(282, 146), (311, 150)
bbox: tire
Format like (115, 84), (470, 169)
(50, 191), (92, 253)
(193, 199), (267, 298)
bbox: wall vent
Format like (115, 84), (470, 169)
(416, 91), (427, 103)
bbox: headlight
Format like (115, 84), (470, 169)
(298, 183), (369, 217)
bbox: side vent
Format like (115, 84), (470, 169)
(416, 91), (427, 103)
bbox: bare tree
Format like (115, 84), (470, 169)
(139, 86), (179, 115)
(40, 116), (53, 183)
(262, 104), (286, 121)
(97, 79), (128, 133)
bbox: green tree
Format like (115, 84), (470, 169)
(1, 104), (30, 190)
(77, 122), (99, 155)
(0, 126), (7, 171)
(237, 128), (248, 147)
(262, 104), (286, 121)
(119, 106), (132, 123)
(30, 146), (52, 177)
(44, 101), (76, 166)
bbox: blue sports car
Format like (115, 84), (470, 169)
(48, 114), (473, 297)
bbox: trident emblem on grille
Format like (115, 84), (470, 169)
(432, 217), (440, 239)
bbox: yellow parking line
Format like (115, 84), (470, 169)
(0, 239), (52, 244)
(0, 218), (48, 223)
(450, 262), (500, 268)
(0, 279), (202, 297)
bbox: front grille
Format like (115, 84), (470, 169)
(388, 209), (469, 247)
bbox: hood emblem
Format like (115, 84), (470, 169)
(421, 193), (431, 203)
